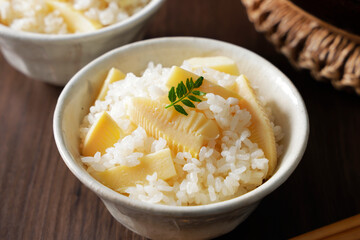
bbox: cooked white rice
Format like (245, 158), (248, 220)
(0, 0), (150, 34)
(80, 62), (284, 206)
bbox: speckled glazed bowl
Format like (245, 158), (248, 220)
(0, 0), (164, 86)
(53, 37), (309, 239)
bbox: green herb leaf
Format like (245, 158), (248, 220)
(180, 81), (187, 94)
(181, 99), (195, 108)
(194, 76), (204, 88)
(168, 87), (176, 102)
(176, 82), (184, 98)
(188, 95), (202, 102)
(165, 76), (206, 115)
(176, 81), (187, 98)
(174, 105), (188, 115)
(192, 90), (206, 96)
(186, 78), (194, 90)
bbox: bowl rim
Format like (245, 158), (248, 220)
(0, 0), (165, 42)
(53, 37), (309, 217)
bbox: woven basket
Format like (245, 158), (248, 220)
(241, 0), (360, 95)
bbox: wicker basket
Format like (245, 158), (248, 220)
(241, 0), (360, 95)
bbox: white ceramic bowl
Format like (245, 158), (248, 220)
(0, 0), (164, 86)
(53, 37), (309, 239)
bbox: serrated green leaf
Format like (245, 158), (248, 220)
(186, 78), (194, 90)
(168, 86), (176, 102)
(192, 90), (206, 96)
(188, 95), (202, 102)
(166, 76), (205, 115)
(174, 104), (188, 115)
(194, 76), (204, 88)
(176, 82), (184, 98)
(186, 78), (190, 90)
(180, 81), (187, 94)
(181, 99), (195, 108)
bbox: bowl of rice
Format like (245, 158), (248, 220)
(0, 0), (164, 86)
(53, 37), (309, 239)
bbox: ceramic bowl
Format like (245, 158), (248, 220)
(0, 0), (164, 86)
(53, 37), (309, 239)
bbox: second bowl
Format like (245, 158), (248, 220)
(0, 0), (165, 86)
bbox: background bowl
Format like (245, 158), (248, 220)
(0, 0), (164, 86)
(53, 37), (309, 239)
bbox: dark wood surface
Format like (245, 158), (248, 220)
(1, 1), (359, 239)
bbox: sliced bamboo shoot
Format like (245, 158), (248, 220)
(93, 148), (177, 192)
(82, 112), (123, 156)
(96, 68), (126, 101)
(46, 0), (102, 33)
(184, 56), (240, 76)
(128, 98), (219, 158)
(235, 75), (277, 178)
(166, 66), (246, 103)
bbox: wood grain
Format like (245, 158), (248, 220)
(291, 214), (360, 240)
(0, 1), (359, 239)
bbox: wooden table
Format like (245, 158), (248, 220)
(1, 1), (359, 239)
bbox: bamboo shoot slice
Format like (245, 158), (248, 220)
(46, 0), (102, 33)
(184, 56), (240, 76)
(235, 75), (277, 178)
(93, 148), (177, 192)
(96, 68), (126, 101)
(82, 112), (123, 156)
(128, 98), (219, 158)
